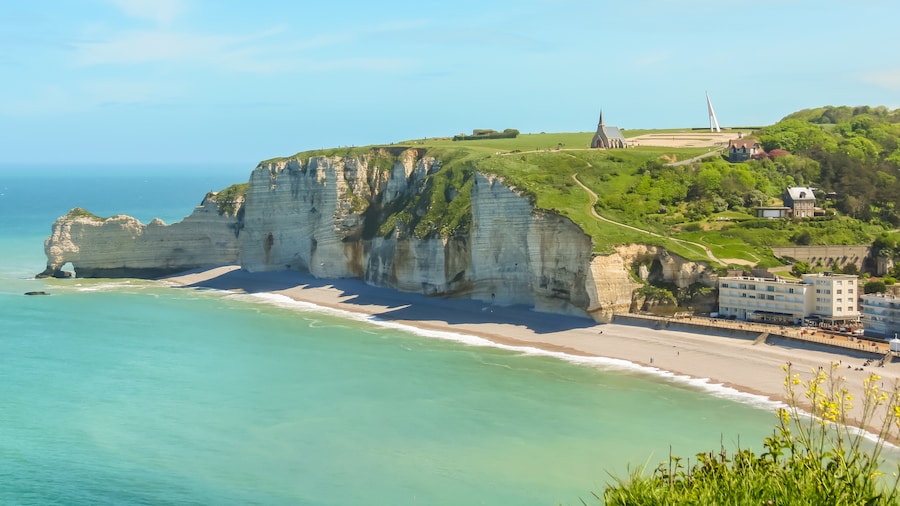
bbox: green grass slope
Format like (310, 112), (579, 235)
(257, 108), (900, 271)
(260, 131), (731, 264)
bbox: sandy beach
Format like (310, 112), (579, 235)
(164, 265), (900, 435)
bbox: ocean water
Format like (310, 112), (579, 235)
(0, 164), (780, 505)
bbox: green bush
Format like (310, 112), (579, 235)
(65, 207), (105, 221)
(452, 128), (519, 141)
(866, 280), (888, 294)
(599, 364), (900, 505)
(215, 183), (249, 216)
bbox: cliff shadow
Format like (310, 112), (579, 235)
(359, 296), (597, 335)
(169, 267), (597, 335)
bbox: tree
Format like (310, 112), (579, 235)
(757, 119), (837, 153)
(864, 280), (887, 294)
(791, 230), (813, 246)
(791, 261), (811, 277)
(843, 263), (860, 275)
(745, 189), (769, 207)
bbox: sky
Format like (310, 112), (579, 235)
(2, 0), (900, 166)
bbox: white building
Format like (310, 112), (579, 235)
(802, 273), (859, 322)
(860, 294), (900, 339)
(718, 276), (812, 324)
(717, 273), (859, 325)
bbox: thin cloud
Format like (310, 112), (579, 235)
(632, 50), (672, 68)
(860, 68), (900, 91)
(0, 78), (182, 116)
(71, 22), (420, 75)
(72, 30), (233, 66)
(107, 0), (185, 24)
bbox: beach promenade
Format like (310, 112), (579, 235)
(618, 312), (890, 356)
(164, 265), (900, 434)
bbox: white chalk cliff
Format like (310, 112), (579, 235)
(41, 148), (714, 321)
(40, 193), (241, 278)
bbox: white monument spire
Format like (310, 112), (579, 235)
(706, 91), (721, 133)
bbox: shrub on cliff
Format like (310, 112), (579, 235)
(597, 364), (900, 505)
(215, 183), (248, 216)
(452, 128), (519, 141)
(65, 207), (105, 221)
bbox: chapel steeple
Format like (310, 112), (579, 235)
(591, 109), (626, 149)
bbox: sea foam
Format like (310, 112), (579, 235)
(241, 291), (785, 414)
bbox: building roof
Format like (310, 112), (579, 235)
(786, 187), (816, 201)
(604, 126), (626, 142)
(728, 139), (760, 150)
(862, 293), (900, 300)
(801, 272), (858, 281)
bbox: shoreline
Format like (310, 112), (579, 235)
(163, 265), (900, 436)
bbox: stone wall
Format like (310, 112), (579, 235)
(771, 246), (871, 272)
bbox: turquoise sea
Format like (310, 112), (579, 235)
(1, 164), (780, 505)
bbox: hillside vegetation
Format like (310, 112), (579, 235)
(260, 105), (900, 272)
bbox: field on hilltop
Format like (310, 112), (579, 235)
(257, 107), (900, 276)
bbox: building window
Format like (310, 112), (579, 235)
(722, 283), (729, 288)
(788, 288), (795, 294)
(848, 289), (854, 294)
(837, 280), (843, 286)
(837, 290), (842, 295)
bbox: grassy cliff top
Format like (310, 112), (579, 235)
(259, 129), (706, 164)
(65, 207), (107, 221)
(250, 109), (900, 270)
(255, 130), (742, 264)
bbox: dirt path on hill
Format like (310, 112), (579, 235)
(667, 147), (725, 166)
(500, 145), (754, 267)
(570, 173), (725, 265)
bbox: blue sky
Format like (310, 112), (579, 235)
(2, 0), (899, 165)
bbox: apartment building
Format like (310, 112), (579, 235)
(801, 273), (859, 321)
(860, 294), (900, 339)
(717, 273), (859, 325)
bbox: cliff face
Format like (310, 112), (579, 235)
(41, 148), (715, 321)
(468, 174), (595, 316)
(237, 154), (600, 316)
(239, 151), (438, 279)
(40, 194), (241, 278)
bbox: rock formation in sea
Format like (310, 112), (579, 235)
(40, 148), (714, 321)
(39, 194), (241, 279)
